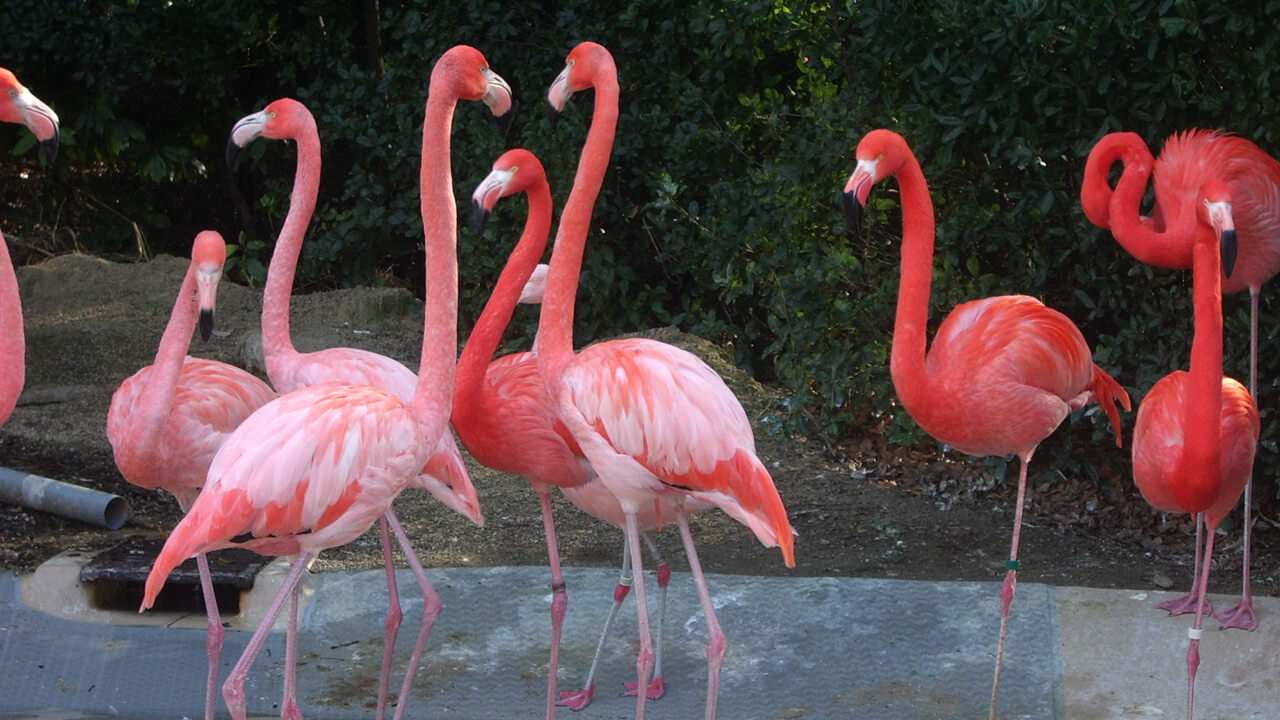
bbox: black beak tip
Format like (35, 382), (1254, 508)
(471, 203), (490, 235)
(494, 104), (515, 139)
(198, 309), (214, 342)
(1221, 228), (1238, 278)
(842, 191), (863, 230)
(40, 137), (58, 165)
(547, 103), (562, 132)
(226, 139), (241, 169)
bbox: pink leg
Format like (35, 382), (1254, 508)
(525, 490), (568, 719)
(624, 513), (654, 720)
(280, 582), (302, 720)
(1185, 528), (1217, 720)
(1216, 289), (1259, 630)
(558, 536), (632, 711)
(386, 510), (443, 720)
(375, 515), (403, 720)
(625, 533), (669, 701)
(989, 452), (1033, 720)
(195, 553), (223, 720)
(675, 511), (725, 720)
(222, 553), (314, 720)
(1159, 514), (1213, 617)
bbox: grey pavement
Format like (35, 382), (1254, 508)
(0, 559), (1276, 719)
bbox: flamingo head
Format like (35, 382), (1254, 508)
(843, 129), (912, 229)
(190, 230), (227, 342)
(0, 68), (60, 164)
(226, 97), (315, 167)
(547, 41), (615, 129)
(1199, 178), (1237, 278)
(469, 148), (545, 233)
(434, 45), (511, 121)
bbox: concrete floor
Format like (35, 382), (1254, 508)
(1, 558), (1276, 719)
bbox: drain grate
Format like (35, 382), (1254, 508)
(78, 537), (270, 615)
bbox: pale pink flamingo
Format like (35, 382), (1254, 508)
(0, 68), (59, 427)
(844, 129), (1130, 720)
(227, 96), (491, 718)
(456, 149), (704, 716)
(537, 41), (795, 720)
(1114, 156), (1260, 719)
(142, 46), (509, 720)
(107, 230), (276, 720)
(1082, 129), (1280, 629)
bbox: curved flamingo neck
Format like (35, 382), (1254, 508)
(261, 114), (321, 385)
(454, 180), (553, 426)
(413, 60), (464, 438)
(1102, 138), (1196, 269)
(536, 54), (619, 388)
(886, 147), (937, 417)
(116, 259), (202, 479)
(0, 234), (24, 424)
(1178, 220), (1226, 514)
(1081, 132), (1142, 229)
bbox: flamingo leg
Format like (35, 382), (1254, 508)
(1185, 527), (1217, 720)
(989, 452), (1033, 720)
(375, 515), (403, 720)
(222, 552), (314, 720)
(1159, 513), (1213, 616)
(1215, 286), (1259, 631)
(558, 535), (633, 711)
(625, 533), (669, 700)
(624, 512), (655, 720)
(537, 490), (568, 720)
(280, 580), (302, 720)
(386, 510), (443, 720)
(195, 552), (223, 720)
(675, 511), (725, 720)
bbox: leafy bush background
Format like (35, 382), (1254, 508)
(4, 0), (1278, 504)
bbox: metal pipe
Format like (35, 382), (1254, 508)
(0, 467), (130, 530)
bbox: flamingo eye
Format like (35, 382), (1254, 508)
(6, 89), (15, 99)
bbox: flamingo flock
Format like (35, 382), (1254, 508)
(0, 35), (1273, 720)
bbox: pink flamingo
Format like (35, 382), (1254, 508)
(1082, 129), (1280, 630)
(536, 42), (796, 720)
(227, 96), (491, 717)
(456, 149), (704, 716)
(1113, 154), (1260, 719)
(142, 46), (509, 720)
(0, 68), (59, 427)
(107, 230), (276, 720)
(844, 129), (1130, 720)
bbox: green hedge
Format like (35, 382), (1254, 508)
(3, 0), (1278, 501)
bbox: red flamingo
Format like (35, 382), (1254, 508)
(1113, 154), (1260, 719)
(1082, 129), (1280, 630)
(844, 129), (1130, 720)
(456, 149), (708, 716)
(227, 96), (490, 718)
(536, 41), (795, 720)
(0, 68), (59, 427)
(142, 46), (508, 720)
(107, 231), (276, 720)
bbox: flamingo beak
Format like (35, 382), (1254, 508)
(14, 88), (60, 164)
(546, 62), (574, 131)
(227, 110), (269, 167)
(1221, 228), (1238, 279)
(842, 164), (875, 233)
(470, 167), (514, 234)
(195, 267), (220, 342)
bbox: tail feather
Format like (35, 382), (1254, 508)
(694, 449), (796, 568)
(1090, 364), (1132, 448)
(140, 487), (257, 611)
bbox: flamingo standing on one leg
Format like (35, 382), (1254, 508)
(1111, 155), (1260, 720)
(536, 41), (795, 720)
(457, 149), (706, 716)
(844, 129), (1130, 720)
(107, 231), (276, 720)
(227, 95), (498, 718)
(1082, 129), (1280, 630)
(0, 68), (59, 427)
(139, 46), (506, 720)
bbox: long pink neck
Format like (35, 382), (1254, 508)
(454, 179), (552, 424)
(116, 259), (202, 479)
(1177, 219), (1226, 513)
(0, 234), (24, 425)
(887, 148), (938, 418)
(536, 58), (619, 389)
(1081, 132), (1141, 229)
(413, 64), (463, 441)
(1101, 136), (1196, 269)
(261, 115), (321, 387)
